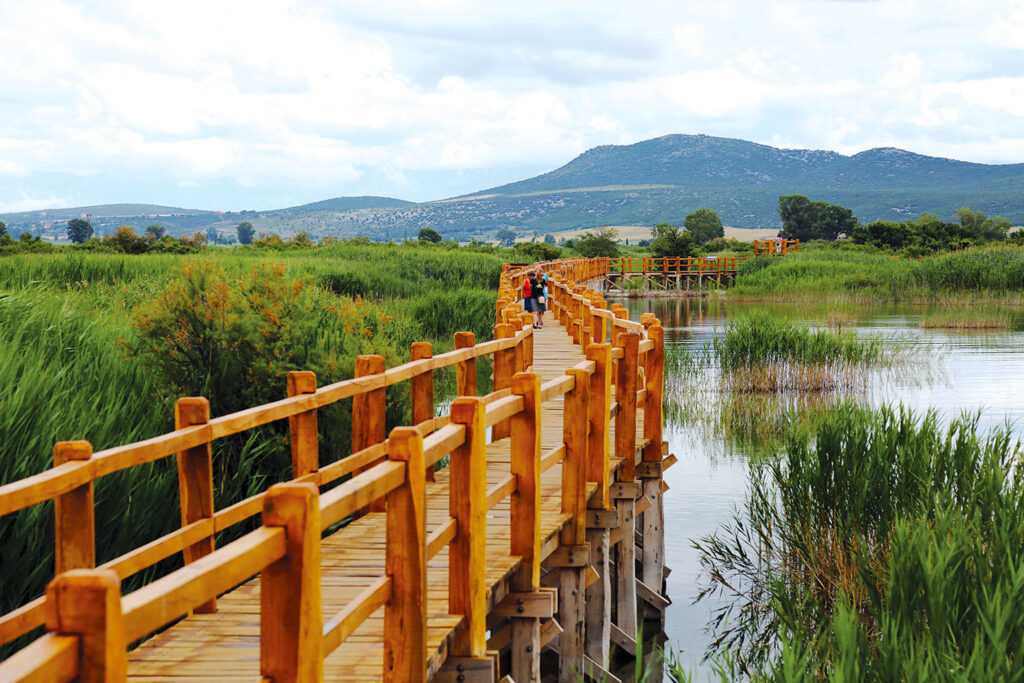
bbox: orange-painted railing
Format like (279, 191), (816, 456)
(0, 257), (666, 682)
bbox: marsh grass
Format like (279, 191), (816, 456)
(919, 307), (1017, 330)
(0, 246), (503, 644)
(714, 313), (887, 392)
(694, 404), (1024, 679)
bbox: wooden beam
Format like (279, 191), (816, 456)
(493, 591), (556, 619)
(286, 371), (319, 478)
(636, 578), (671, 610)
(609, 623), (636, 656)
(45, 569), (126, 682)
(454, 331), (478, 397)
(352, 354), (387, 513)
(384, 428), (426, 683)
(53, 441), (95, 574)
(260, 483), (322, 683)
(544, 544), (590, 568)
(174, 397), (216, 613)
(410, 342), (435, 482)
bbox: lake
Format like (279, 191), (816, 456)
(621, 296), (1024, 678)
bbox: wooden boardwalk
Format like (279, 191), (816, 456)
(0, 257), (672, 683)
(124, 313), (640, 681)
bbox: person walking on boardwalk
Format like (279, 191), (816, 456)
(522, 273), (535, 317)
(535, 270), (548, 328)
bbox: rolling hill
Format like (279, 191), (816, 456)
(6, 134), (1024, 241)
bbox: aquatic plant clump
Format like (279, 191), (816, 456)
(694, 404), (1024, 679)
(713, 312), (886, 392)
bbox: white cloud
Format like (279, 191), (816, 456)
(1, 0), (1023, 210)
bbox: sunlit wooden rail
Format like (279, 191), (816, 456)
(604, 246), (797, 293)
(0, 257), (675, 682)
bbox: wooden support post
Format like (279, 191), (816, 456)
(520, 312), (534, 369)
(455, 331), (477, 397)
(410, 342), (435, 482)
(581, 304), (593, 351)
(510, 372), (542, 682)
(53, 441), (95, 574)
(261, 483), (322, 683)
(449, 397), (488, 658)
(287, 371), (319, 478)
(558, 367), (589, 682)
(585, 528), (611, 670)
(353, 354), (387, 512)
(613, 332), (640, 639)
(45, 569), (126, 682)
(492, 323), (515, 440)
(585, 344), (612, 511)
(641, 322), (666, 591)
(174, 397), (216, 613)
(384, 428), (427, 683)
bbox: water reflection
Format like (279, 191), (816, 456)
(620, 296), (1024, 679)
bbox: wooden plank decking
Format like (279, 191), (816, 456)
(125, 311), (643, 681)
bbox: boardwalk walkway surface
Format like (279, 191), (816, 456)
(0, 258), (671, 683)
(126, 313), (639, 681)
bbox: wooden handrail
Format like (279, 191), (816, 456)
(0, 254), (668, 683)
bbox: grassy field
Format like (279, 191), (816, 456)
(732, 243), (1024, 303)
(0, 243), (505, 639)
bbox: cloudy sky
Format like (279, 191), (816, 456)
(2, 0), (1023, 212)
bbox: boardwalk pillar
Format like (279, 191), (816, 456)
(446, 397), (492, 675)
(261, 483), (322, 683)
(45, 569), (126, 683)
(287, 371), (319, 478)
(454, 331), (478, 397)
(410, 342), (436, 482)
(53, 441), (95, 574)
(557, 366), (590, 682)
(584, 343), (612, 668)
(640, 322), (667, 597)
(353, 354), (387, 512)
(384, 428), (427, 683)
(492, 323), (515, 440)
(510, 372), (542, 682)
(175, 397), (216, 613)
(614, 332), (640, 641)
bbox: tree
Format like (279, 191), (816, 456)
(496, 229), (516, 247)
(0, 221), (8, 244)
(574, 229), (620, 257)
(543, 233), (556, 245)
(418, 227), (442, 243)
(67, 218), (93, 244)
(957, 207), (1010, 242)
(206, 226), (220, 244)
(516, 241), (561, 261)
(108, 226), (148, 254)
(779, 195), (856, 241)
(684, 208), (724, 244)
(237, 221), (255, 245)
(650, 224), (695, 258)
(145, 224), (166, 240)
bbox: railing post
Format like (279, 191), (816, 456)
(454, 331), (477, 396)
(492, 323), (515, 440)
(448, 397), (488, 659)
(53, 441), (95, 574)
(584, 342), (612, 669)
(410, 342), (435, 482)
(510, 372), (542, 681)
(287, 371), (319, 479)
(384, 428), (427, 683)
(558, 366), (590, 682)
(261, 482), (322, 683)
(613, 332), (640, 638)
(641, 320), (666, 592)
(45, 569), (126, 682)
(353, 354), (387, 512)
(519, 312), (535, 369)
(175, 396), (216, 613)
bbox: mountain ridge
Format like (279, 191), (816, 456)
(6, 134), (1024, 239)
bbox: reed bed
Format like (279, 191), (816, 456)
(713, 313), (886, 392)
(694, 404), (1024, 680)
(0, 246), (503, 641)
(919, 308), (1015, 330)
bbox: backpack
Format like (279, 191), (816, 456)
(522, 279), (532, 298)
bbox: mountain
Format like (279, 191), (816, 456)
(7, 135), (1024, 241)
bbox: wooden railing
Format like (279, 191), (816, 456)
(0, 256), (665, 682)
(752, 238), (800, 256)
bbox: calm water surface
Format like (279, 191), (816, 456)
(622, 297), (1024, 678)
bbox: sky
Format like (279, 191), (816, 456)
(1, 0), (1023, 213)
